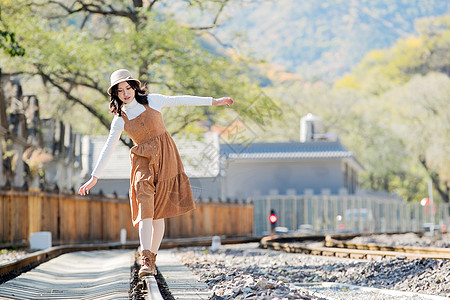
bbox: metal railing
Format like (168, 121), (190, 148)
(252, 194), (449, 236)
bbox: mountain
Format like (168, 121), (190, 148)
(213, 0), (450, 81)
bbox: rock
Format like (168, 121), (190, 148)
(210, 293), (226, 300)
(255, 280), (267, 287)
(262, 283), (276, 289)
(277, 276), (290, 283)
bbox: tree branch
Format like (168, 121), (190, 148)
(79, 13), (90, 29)
(171, 116), (202, 136)
(146, 80), (178, 91)
(203, 31), (233, 48)
(49, 71), (103, 94)
(147, 0), (159, 12)
(37, 0), (139, 24)
(419, 154), (449, 203)
(187, 0), (228, 30)
(36, 69), (109, 126)
(36, 68), (133, 148)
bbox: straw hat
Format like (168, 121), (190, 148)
(107, 69), (141, 95)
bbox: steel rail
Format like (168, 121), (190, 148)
(325, 235), (450, 256)
(260, 233), (450, 260)
(144, 276), (164, 300)
(294, 282), (449, 300)
(0, 241), (139, 284)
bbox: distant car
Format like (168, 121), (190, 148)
(274, 226), (289, 234)
(423, 223), (442, 236)
(297, 224), (314, 234)
(336, 208), (374, 233)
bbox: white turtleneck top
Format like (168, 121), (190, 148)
(91, 93), (212, 178)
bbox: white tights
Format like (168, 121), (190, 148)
(138, 218), (165, 254)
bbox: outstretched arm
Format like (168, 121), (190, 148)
(148, 94), (234, 111)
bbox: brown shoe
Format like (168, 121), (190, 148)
(139, 250), (157, 278)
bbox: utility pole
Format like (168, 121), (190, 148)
(428, 179), (435, 233)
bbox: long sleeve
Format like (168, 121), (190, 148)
(91, 115), (124, 178)
(148, 94), (212, 112)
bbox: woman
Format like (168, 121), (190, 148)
(78, 69), (233, 278)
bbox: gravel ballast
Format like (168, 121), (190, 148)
(174, 241), (449, 299)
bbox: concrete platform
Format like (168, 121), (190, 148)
(157, 249), (211, 300)
(0, 249), (134, 299)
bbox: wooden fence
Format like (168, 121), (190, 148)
(0, 189), (254, 246)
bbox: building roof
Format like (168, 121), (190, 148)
(220, 140), (364, 171)
(220, 140), (358, 160)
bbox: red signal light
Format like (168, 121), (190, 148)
(269, 214), (278, 224)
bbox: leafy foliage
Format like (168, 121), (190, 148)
(0, 7), (25, 56)
(263, 15), (450, 202)
(0, 0), (277, 147)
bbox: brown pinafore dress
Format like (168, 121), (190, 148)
(122, 104), (195, 227)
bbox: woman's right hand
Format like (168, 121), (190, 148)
(78, 176), (98, 195)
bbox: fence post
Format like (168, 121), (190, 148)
(332, 196), (338, 232)
(287, 189), (297, 231)
(313, 195), (320, 232)
(349, 196), (355, 232)
(386, 200), (391, 232)
(265, 197), (271, 234)
(357, 196), (362, 233)
(304, 189), (313, 229)
(28, 188), (42, 236)
(321, 189), (330, 232)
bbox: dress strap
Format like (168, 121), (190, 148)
(121, 110), (129, 121)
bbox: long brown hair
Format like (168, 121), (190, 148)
(109, 80), (149, 116)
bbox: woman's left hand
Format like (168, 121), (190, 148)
(213, 97), (234, 107)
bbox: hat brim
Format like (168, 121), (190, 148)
(107, 78), (141, 95)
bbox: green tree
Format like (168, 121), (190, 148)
(383, 73), (450, 202)
(0, 7), (25, 56)
(332, 15), (450, 202)
(261, 15), (450, 202)
(0, 0), (277, 146)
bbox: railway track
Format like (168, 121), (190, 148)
(260, 232), (450, 260)
(0, 235), (259, 299)
(1, 233), (448, 299)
